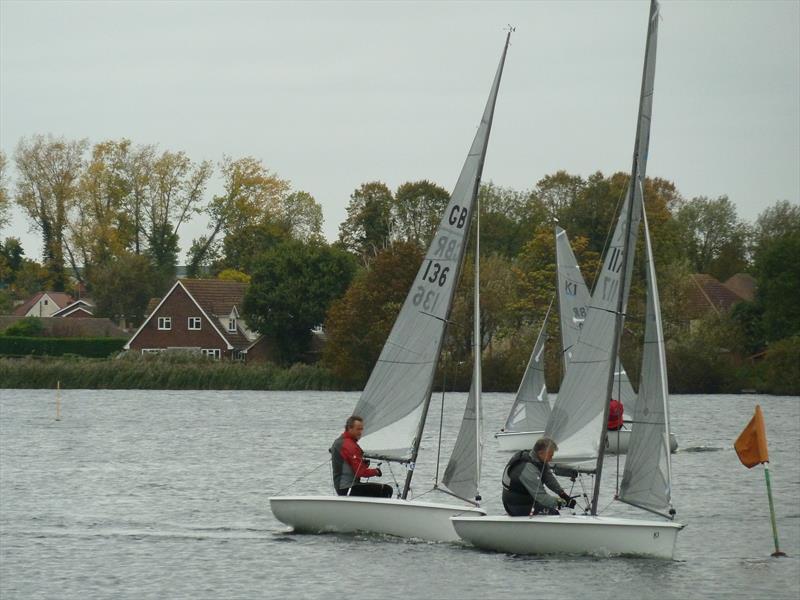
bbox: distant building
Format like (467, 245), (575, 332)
(124, 279), (273, 362)
(13, 292), (75, 317)
(685, 272), (756, 331)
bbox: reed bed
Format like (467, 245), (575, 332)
(0, 353), (345, 390)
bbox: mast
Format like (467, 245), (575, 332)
(401, 30), (511, 499)
(591, 0), (659, 515)
(473, 176), (483, 501)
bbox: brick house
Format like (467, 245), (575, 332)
(13, 292), (75, 317)
(124, 279), (266, 361)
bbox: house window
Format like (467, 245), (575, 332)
(228, 318), (237, 333)
(142, 348), (164, 354)
(233, 350), (245, 362)
(158, 317), (172, 330)
(188, 317), (201, 330)
(44, 299), (49, 305)
(201, 348), (221, 360)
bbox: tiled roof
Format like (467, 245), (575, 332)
(179, 279), (253, 350)
(180, 279), (247, 317)
(13, 291), (74, 316)
(686, 274), (747, 318)
(723, 273), (756, 302)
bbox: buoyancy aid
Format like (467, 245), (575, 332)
(502, 450), (537, 496)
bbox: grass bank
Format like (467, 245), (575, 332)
(0, 353), (345, 390)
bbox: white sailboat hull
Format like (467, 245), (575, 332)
(494, 430), (543, 452)
(496, 429), (678, 454)
(270, 496), (486, 543)
(606, 429), (678, 454)
(451, 514), (683, 559)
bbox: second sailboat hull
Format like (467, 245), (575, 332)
(496, 429), (678, 454)
(270, 496), (485, 543)
(451, 514), (683, 559)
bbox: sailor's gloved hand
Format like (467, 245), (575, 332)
(374, 468), (382, 477)
(559, 492), (576, 509)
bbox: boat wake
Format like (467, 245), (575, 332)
(679, 445), (724, 453)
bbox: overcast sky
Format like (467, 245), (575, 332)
(1, 0), (798, 262)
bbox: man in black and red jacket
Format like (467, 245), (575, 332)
(330, 415), (393, 498)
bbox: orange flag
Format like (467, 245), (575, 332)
(734, 404), (769, 468)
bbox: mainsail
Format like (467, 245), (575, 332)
(354, 34), (510, 465)
(619, 195), (674, 518)
(502, 303), (551, 434)
(555, 226), (637, 410)
(545, 0), (659, 469)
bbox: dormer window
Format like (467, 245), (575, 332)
(228, 318), (237, 333)
(158, 316), (172, 330)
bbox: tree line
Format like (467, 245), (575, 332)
(0, 135), (797, 393)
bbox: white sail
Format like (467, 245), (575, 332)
(555, 226), (637, 411)
(502, 305), (551, 433)
(545, 195), (642, 464)
(354, 35), (509, 462)
(443, 189), (483, 502)
(619, 194), (674, 518)
(546, 0), (658, 469)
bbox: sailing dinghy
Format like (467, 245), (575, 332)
(270, 32), (512, 543)
(496, 225), (677, 454)
(453, 0), (684, 559)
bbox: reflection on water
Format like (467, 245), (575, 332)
(1, 390), (798, 600)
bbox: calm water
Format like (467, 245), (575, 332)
(1, 389), (798, 599)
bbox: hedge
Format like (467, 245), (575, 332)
(0, 336), (127, 358)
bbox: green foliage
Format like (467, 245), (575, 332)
(3, 317), (45, 337)
(755, 336), (800, 395)
(752, 220), (800, 342)
(219, 221), (291, 274)
(243, 240), (356, 364)
(675, 195), (749, 280)
(666, 313), (746, 393)
(88, 252), (156, 326)
(0, 336), (126, 358)
(0, 354), (341, 390)
(337, 182), (394, 263)
(393, 180), (450, 247)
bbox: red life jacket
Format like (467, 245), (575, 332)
(608, 399), (624, 430)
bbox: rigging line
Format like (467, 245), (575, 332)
(385, 461), (401, 498)
(273, 459), (329, 496)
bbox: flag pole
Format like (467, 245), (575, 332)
(763, 463), (786, 557)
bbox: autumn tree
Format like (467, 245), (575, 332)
(338, 182), (394, 264)
(69, 140), (138, 280)
(142, 150), (212, 292)
(88, 252), (157, 327)
(14, 135), (88, 290)
(479, 183), (547, 257)
(675, 195), (749, 280)
(392, 180), (450, 247)
(187, 156), (289, 276)
(243, 240), (356, 364)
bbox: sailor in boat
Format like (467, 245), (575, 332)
(608, 397), (624, 431)
(330, 415), (393, 498)
(501, 437), (578, 516)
